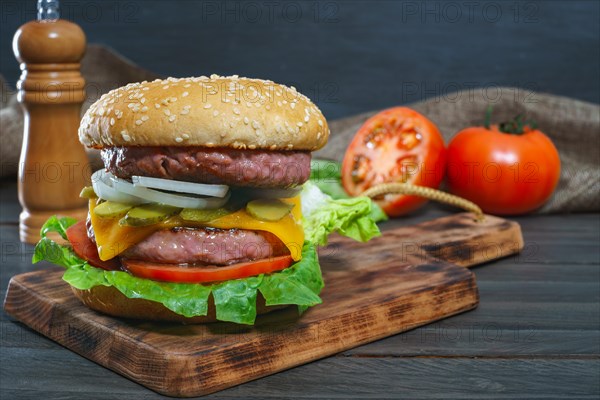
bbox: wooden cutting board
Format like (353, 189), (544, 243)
(4, 213), (523, 397)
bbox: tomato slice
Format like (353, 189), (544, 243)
(341, 107), (446, 217)
(66, 221), (120, 271)
(122, 255), (294, 283)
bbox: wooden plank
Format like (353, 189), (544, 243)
(3, 213), (523, 397)
(345, 329), (600, 357)
(1, 349), (598, 399)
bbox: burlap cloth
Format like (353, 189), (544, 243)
(1, 46), (598, 213)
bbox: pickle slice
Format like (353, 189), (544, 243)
(93, 201), (132, 218)
(246, 199), (294, 222)
(180, 207), (232, 222)
(79, 186), (97, 199)
(120, 204), (181, 227)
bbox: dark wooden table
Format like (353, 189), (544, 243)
(1, 180), (598, 399)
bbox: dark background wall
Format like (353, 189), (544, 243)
(1, 0), (598, 119)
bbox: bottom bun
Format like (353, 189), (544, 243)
(71, 285), (286, 324)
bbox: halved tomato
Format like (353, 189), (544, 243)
(66, 221), (120, 271)
(122, 255), (294, 283)
(341, 107), (446, 217)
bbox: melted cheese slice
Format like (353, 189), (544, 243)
(89, 196), (304, 262)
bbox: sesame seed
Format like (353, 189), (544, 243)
(213, 110), (219, 117)
(277, 101), (282, 107)
(182, 92), (189, 97)
(297, 121), (303, 127)
(170, 97), (177, 102)
(164, 109), (171, 116)
(141, 106), (148, 112)
(266, 105), (271, 110)
(204, 104), (212, 109)
(180, 109), (190, 115)
(243, 117), (249, 124)
(318, 120), (323, 126)
(251, 120), (260, 129)
(304, 115), (309, 122)
(121, 131), (131, 142)
(290, 103), (296, 109)
(163, 85), (169, 89)
(135, 120), (143, 125)
(110, 118), (115, 126)
(182, 134), (190, 139)
(175, 137), (183, 143)
(140, 98), (146, 104)
(169, 115), (176, 122)
(141, 115), (149, 121)
(255, 129), (262, 135)
(184, 84), (191, 88)
(233, 107), (240, 115)
(184, 105), (191, 109)
(155, 104), (161, 109)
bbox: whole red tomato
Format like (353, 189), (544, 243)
(341, 107), (446, 217)
(446, 118), (560, 215)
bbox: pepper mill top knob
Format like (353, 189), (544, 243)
(13, 19), (86, 64)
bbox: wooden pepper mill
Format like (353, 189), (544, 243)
(13, 1), (90, 244)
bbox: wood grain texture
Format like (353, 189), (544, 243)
(3, 213), (522, 397)
(1, 351), (597, 400)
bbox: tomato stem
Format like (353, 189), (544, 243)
(484, 105), (493, 129)
(499, 114), (538, 134)
(484, 105), (537, 134)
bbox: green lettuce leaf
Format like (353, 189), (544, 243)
(33, 216), (84, 267)
(310, 159), (348, 200)
(301, 181), (382, 245)
(40, 215), (78, 240)
(259, 244), (323, 313)
(213, 276), (262, 325)
(309, 159), (388, 222)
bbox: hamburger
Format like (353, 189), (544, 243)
(34, 75), (381, 325)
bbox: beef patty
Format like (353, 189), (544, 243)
(121, 227), (288, 265)
(101, 146), (311, 188)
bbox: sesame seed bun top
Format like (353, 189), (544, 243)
(79, 75), (330, 151)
